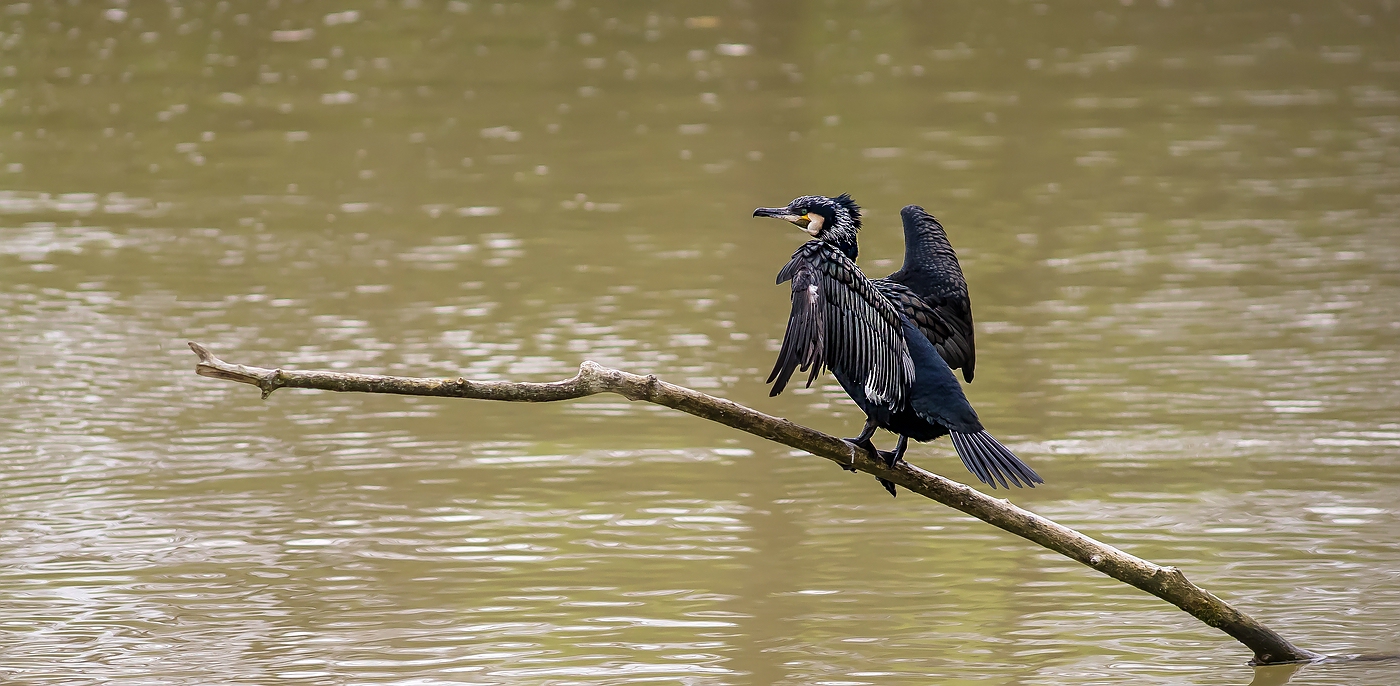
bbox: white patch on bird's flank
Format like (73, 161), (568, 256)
(865, 378), (889, 404)
(807, 283), (818, 303)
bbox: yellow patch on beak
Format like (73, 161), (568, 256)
(793, 213), (811, 229)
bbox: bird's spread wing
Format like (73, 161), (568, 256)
(884, 206), (976, 381)
(874, 280), (975, 378)
(768, 242), (914, 408)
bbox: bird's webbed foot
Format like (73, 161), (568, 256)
(840, 418), (880, 472)
(873, 435), (909, 498)
(840, 436), (878, 472)
(877, 478), (897, 498)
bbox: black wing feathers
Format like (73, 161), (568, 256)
(768, 242), (913, 408)
(882, 205), (977, 382)
(874, 281), (974, 377)
(767, 265), (822, 396)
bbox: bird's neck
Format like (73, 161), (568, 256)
(824, 233), (859, 261)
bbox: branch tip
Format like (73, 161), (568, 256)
(188, 341), (215, 363)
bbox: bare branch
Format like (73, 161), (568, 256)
(187, 341), (1321, 665)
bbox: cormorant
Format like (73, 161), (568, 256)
(752, 194), (1042, 494)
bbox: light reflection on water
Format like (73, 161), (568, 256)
(2, 1), (1399, 684)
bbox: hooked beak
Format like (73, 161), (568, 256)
(753, 206), (811, 229)
(753, 206), (792, 220)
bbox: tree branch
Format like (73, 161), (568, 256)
(187, 341), (1321, 665)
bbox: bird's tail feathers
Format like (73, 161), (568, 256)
(948, 431), (1043, 489)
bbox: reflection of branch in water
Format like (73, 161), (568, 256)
(1249, 660), (1306, 686)
(187, 341), (1322, 666)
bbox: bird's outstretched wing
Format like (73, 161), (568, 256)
(875, 280), (975, 380)
(883, 205), (976, 381)
(768, 242), (914, 408)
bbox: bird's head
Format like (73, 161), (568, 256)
(752, 193), (862, 258)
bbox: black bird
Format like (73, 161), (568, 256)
(752, 194), (1042, 494)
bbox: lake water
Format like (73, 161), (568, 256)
(1, 2), (1398, 684)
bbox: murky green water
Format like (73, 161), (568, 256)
(2, 1), (1398, 683)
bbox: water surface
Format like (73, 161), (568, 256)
(2, 2), (1398, 684)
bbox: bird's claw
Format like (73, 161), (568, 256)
(843, 436), (897, 497)
(875, 450), (902, 497)
(841, 437), (879, 472)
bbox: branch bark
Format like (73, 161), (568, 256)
(187, 341), (1321, 665)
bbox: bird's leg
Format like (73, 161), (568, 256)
(843, 419), (898, 498)
(841, 417), (880, 472)
(877, 435), (910, 467)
